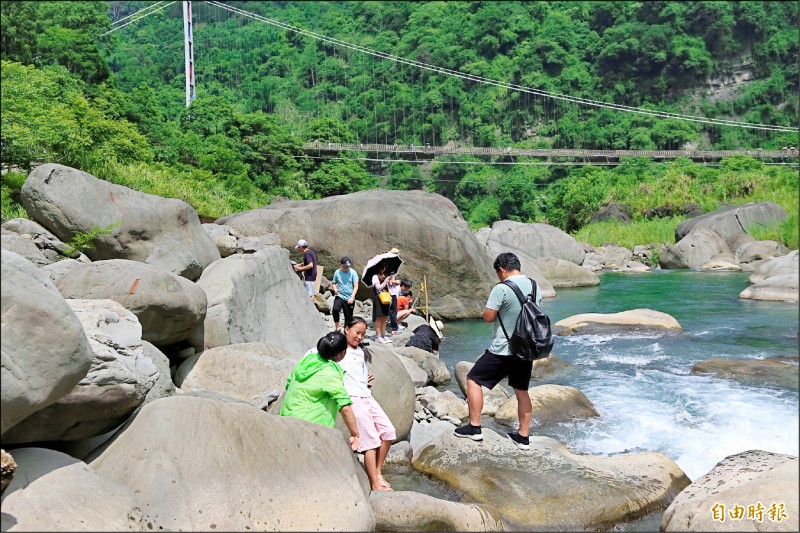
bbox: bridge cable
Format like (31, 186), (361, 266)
(102, 1), (176, 36)
(205, 1), (796, 133)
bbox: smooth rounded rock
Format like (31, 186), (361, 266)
(413, 429), (690, 530)
(90, 396), (375, 531)
(1, 250), (93, 435)
(494, 384), (599, 427)
(555, 309), (682, 335)
(0, 447), (146, 531)
(370, 490), (503, 532)
(661, 450), (798, 532)
(692, 356), (799, 390)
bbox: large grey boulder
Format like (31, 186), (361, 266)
(739, 275), (799, 302)
(370, 491), (503, 532)
(1, 250), (93, 435)
(189, 247), (328, 353)
(534, 256), (599, 287)
(217, 189), (496, 319)
(20, 164), (220, 280)
(675, 202), (787, 249)
(175, 342), (302, 408)
(410, 419), (457, 452)
(2, 300), (159, 444)
(475, 224), (557, 299)
(660, 227), (731, 269)
(139, 341), (175, 407)
(661, 450), (798, 532)
(479, 220), (586, 265)
(413, 430), (690, 530)
(0, 448), (147, 531)
(47, 259), (207, 346)
(397, 355), (428, 386)
(748, 250), (798, 284)
(494, 384), (599, 427)
(91, 396), (375, 531)
(691, 356), (799, 390)
(0, 233), (51, 266)
(554, 309), (682, 335)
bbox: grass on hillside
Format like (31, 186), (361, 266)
(572, 216), (686, 249)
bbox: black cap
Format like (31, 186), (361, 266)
(340, 257), (351, 266)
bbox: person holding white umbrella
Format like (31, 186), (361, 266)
(362, 252), (404, 344)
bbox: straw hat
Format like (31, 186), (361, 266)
(429, 317), (444, 339)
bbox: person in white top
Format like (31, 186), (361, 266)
(338, 317), (397, 491)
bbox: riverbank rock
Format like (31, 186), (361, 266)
(735, 240), (790, 266)
(1, 232), (51, 266)
(554, 309), (682, 335)
(2, 299), (159, 444)
(2, 217), (73, 258)
(493, 384), (599, 427)
(413, 430), (690, 530)
(189, 247), (328, 353)
(175, 342), (302, 408)
(590, 203), (632, 224)
(410, 419), (458, 452)
(393, 346), (451, 385)
(370, 491), (503, 532)
(700, 256), (742, 271)
(20, 164), (220, 280)
(478, 220), (586, 265)
(216, 189), (496, 319)
(692, 356), (799, 390)
(475, 227), (557, 297)
(91, 396), (375, 531)
(739, 274), (799, 302)
(583, 245), (632, 270)
(398, 355), (428, 387)
(675, 201), (787, 249)
(748, 250), (798, 284)
(1, 250), (93, 435)
(661, 450), (799, 532)
(660, 227), (731, 269)
(534, 256), (600, 287)
(46, 259), (207, 346)
(0, 447), (146, 531)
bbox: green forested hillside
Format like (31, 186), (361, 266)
(1, 1), (798, 246)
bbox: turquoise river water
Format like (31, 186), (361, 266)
(389, 270), (799, 530)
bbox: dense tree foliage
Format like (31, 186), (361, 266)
(1, 1), (797, 245)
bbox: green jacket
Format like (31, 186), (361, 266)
(279, 350), (352, 427)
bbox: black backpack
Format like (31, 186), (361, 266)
(496, 278), (554, 361)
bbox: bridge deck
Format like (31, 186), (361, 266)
(303, 142), (799, 161)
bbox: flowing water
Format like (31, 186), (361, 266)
(392, 270), (799, 529)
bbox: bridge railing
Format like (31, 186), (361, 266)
(304, 141), (799, 159)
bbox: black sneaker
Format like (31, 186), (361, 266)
(507, 432), (530, 450)
(454, 424), (483, 441)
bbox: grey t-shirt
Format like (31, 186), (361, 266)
(486, 275), (540, 356)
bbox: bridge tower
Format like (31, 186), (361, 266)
(182, 1), (196, 107)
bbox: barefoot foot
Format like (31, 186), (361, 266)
(376, 475), (391, 488)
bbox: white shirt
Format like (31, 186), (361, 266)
(337, 345), (371, 397)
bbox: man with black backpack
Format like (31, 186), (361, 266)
(454, 252), (546, 450)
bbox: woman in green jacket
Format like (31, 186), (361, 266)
(280, 331), (360, 451)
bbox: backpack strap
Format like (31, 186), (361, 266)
(495, 279), (530, 342)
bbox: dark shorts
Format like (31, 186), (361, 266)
(467, 350), (533, 391)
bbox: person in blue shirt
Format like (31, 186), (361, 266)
(454, 252), (540, 451)
(330, 256), (360, 332)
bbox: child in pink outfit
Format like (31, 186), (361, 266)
(338, 317), (397, 491)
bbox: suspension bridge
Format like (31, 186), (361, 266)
(106, 1), (799, 166)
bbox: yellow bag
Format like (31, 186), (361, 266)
(378, 290), (392, 305)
